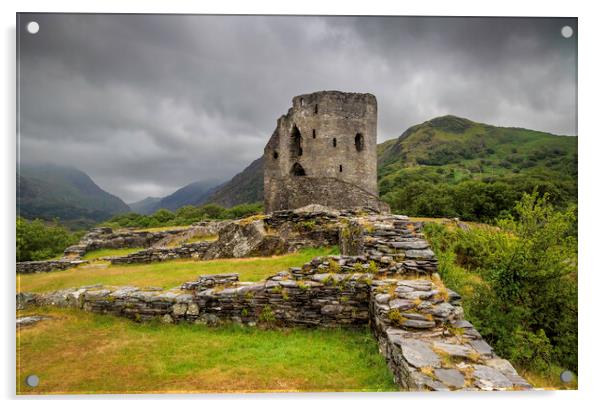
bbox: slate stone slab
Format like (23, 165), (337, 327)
(402, 319), (436, 329)
(399, 339), (441, 368)
(472, 365), (513, 390)
(433, 341), (474, 358)
(470, 339), (493, 356)
(434, 368), (466, 389)
(404, 249), (436, 260)
(389, 298), (414, 310)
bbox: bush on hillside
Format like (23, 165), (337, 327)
(424, 192), (577, 374)
(16, 217), (82, 262)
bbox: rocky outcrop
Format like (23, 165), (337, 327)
(202, 219), (286, 259)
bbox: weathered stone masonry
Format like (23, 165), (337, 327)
(18, 213), (531, 391)
(264, 91), (389, 213)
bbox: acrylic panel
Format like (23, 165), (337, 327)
(16, 13), (578, 394)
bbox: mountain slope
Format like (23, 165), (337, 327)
(17, 164), (130, 225)
(376, 115), (577, 220)
(203, 158), (264, 207)
(153, 180), (220, 212)
(128, 196), (162, 215)
(379, 115), (576, 174)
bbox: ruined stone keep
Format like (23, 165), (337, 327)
(264, 91), (389, 213)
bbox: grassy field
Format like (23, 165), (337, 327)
(17, 307), (397, 394)
(18, 247), (339, 293)
(82, 247), (145, 260)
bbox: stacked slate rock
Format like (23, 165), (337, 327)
(109, 242), (212, 265)
(359, 215), (438, 275)
(16, 259), (88, 274)
(370, 278), (531, 390)
(191, 262), (373, 327)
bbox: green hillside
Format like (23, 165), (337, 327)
(17, 164), (130, 228)
(377, 115), (577, 220)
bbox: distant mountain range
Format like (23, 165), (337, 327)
(17, 163), (130, 228)
(18, 115), (577, 226)
(127, 196), (162, 214)
(128, 159), (263, 214)
(128, 180), (220, 215)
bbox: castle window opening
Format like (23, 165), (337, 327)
(314, 105), (318, 114)
(291, 162), (306, 177)
(333, 138), (337, 147)
(339, 165), (343, 172)
(300, 98), (305, 106)
(355, 133), (365, 152)
(291, 125), (303, 157)
(273, 151), (279, 160)
(312, 129), (316, 138)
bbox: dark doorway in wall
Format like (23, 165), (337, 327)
(355, 133), (365, 152)
(291, 162), (306, 176)
(291, 125), (303, 157)
(333, 138), (337, 147)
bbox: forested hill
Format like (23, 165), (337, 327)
(377, 115), (577, 220)
(204, 115), (577, 222)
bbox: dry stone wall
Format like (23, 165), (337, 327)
(108, 242), (213, 265)
(16, 259), (88, 274)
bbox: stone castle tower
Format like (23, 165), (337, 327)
(263, 90), (389, 213)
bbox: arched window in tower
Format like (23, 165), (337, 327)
(312, 129), (316, 139)
(273, 151), (279, 160)
(355, 133), (365, 152)
(339, 164), (343, 173)
(314, 104), (318, 114)
(291, 125), (303, 157)
(291, 162), (306, 177)
(332, 138), (337, 147)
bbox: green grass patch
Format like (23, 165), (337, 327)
(82, 247), (145, 260)
(18, 247), (339, 293)
(132, 225), (191, 233)
(17, 307), (396, 394)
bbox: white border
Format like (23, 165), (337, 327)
(2, 1), (600, 407)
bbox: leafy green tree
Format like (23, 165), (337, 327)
(151, 209), (175, 224)
(17, 217), (81, 262)
(198, 204), (226, 219)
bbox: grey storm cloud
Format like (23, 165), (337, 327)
(17, 14), (577, 202)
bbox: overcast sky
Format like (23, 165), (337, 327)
(17, 14), (577, 203)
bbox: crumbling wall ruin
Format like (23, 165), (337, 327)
(263, 91), (389, 213)
(17, 213), (531, 391)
